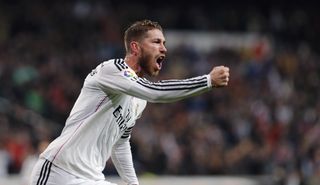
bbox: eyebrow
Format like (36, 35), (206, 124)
(153, 38), (166, 43)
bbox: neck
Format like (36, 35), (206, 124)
(124, 55), (144, 77)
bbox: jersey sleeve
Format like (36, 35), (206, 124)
(95, 59), (213, 103)
(111, 137), (139, 185)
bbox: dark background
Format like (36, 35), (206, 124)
(0, 1), (319, 184)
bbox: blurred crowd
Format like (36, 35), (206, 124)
(0, 1), (319, 185)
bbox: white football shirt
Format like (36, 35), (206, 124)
(40, 58), (212, 184)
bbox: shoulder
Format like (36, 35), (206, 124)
(95, 58), (139, 82)
(100, 58), (139, 82)
(112, 58), (129, 72)
(96, 58), (126, 74)
(100, 58), (128, 71)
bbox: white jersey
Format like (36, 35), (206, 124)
(40, 58), (212, 184)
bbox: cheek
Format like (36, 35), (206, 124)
(144, 44), (158, 53)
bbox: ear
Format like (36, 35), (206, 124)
(130, 41), (140, 56)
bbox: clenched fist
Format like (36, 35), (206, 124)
(210, 66), (230, 87)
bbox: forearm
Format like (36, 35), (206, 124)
(111, 139), (139, 185)
(131, 74), (212, 103)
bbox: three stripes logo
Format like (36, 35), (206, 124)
(114, 59), (128, 71)
(136, 76), (208, 91)
(36, 160), (53, 185)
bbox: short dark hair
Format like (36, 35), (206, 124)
(124, 19), (163, 53)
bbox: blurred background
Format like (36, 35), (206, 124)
(0, 0), (319, 185)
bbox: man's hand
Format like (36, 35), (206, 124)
(210, 66), (230, 87)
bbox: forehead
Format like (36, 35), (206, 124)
(144, 29), (165, 40)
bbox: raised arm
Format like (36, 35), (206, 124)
(94, 59), (229, 103)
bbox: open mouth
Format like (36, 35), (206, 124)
(156, 56), (165, 70)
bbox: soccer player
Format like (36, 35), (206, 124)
(30, 20), (229, 185)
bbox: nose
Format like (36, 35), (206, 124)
(160, 44), (167, 53)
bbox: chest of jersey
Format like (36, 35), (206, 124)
(111, 94), (147, 132)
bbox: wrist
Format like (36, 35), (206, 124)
(206, 74), (213, 88)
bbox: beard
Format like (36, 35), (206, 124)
(138, 49), (159, 77)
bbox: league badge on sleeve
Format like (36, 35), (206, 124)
(123, 69), (138, 81)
